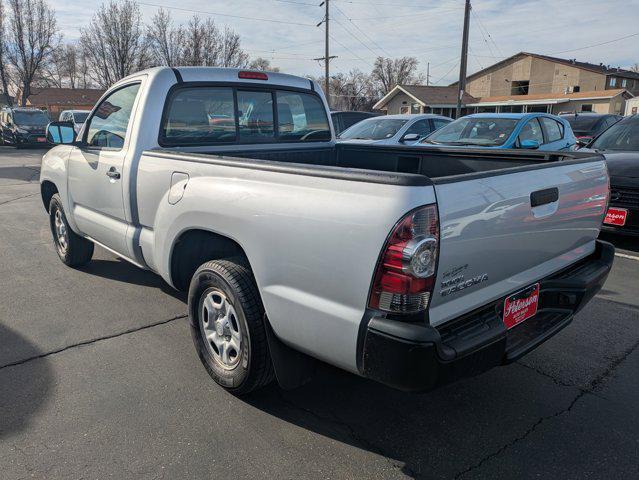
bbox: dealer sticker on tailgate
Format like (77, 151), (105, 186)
(503, 283), (540, 330)
(604, 207), (627, 226)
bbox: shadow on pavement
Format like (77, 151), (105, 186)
(244, 363), (542, 479)
(599, 232), (639, 254)
(0, 165), (41, 182)
(79, 258), (187, 304)
(0, 323), (53, 439)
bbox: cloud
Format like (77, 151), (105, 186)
(55, 0), (639, 85)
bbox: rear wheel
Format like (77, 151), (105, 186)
(48, 194), (94, 267)
(188, 260), (274, 395)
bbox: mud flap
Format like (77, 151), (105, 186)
(263, 315), (317, 390)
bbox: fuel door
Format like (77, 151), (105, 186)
(168, 172), (189, 205)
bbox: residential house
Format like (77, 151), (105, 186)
(373, 85), (476, 118)
(451, 52), (637, 115)
(22, 87), (105, 119)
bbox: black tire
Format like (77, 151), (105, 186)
(188, 260), (274, 395)
(48, 193), (94, 267)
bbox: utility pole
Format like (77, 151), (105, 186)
(315, 1), (337, 108)
(426, 62), (431, 86)
(456, 0), (471, 118)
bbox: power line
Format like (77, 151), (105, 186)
(328, 32), (374, 67)
(332, 3), (392, 57)
(434, 61), (459, 85)
(138, 2), (316, 26)
(549, 31), (639, 55)
(471, 8), (503, 58)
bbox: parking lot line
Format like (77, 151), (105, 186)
(615, 252), (639, 261)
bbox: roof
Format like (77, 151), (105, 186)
(468, 89), (632, 107)
(26, 88), (106, 107)
(373, 84), (478, 110)
(450, 52), (639, 85)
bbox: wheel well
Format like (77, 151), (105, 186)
(41, 181), (58, 212)
(170, 229), (249, 291)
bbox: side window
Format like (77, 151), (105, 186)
(404, 119), (432, 137)
(276, 90), (331, 142)
(162, 87), (236, 145)
(432, 118), (451, 130)
(540, 117), (562, 142)
(518, 118), (544, 144)
(86, 83), (140, 149)
(238, 90), (275, 142)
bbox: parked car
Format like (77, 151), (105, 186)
(331, 111), (379, 136)
(582, 115), (639, 236)
(560, 112), (622, 147)
(338, 113), (452, 145)
(41, 66), (613, 396)
(0, 107), (50, 148)
(59, 109), (91, 135)
(422, 113), (576, 151)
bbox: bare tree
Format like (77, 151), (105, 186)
(0, 2), (12, 104)
(249, 57), (280, 72)
(181, 16), (248, 68)
(371, 56), (424, 96)
(147, 8), (183, 66)
(315, 70), (376, 111)
(631, 63), (639, 73)
(182, 16), (220, 66)
(6, 0), (59, 106)
(80, 0), (150, 89)
(219, 26), (248, 68)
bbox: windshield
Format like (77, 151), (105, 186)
(73, 112), (89, 123)
(424, 117), (519, 146)
(339, 118), (408, 140)
(562, 115), (601, 132)
(13, 110), (50, 126)
(590, 119), (639, 151)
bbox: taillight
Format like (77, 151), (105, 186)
(369, 204), (439, 314)
(238, 71), (268, 81)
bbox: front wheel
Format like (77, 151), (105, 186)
(188, 260), (274, 395)
(48, 194), (94, 267)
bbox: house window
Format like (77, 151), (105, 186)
(510, 80), (529, 95)
(572, 86), (580, 93)
(581, 104), (593, 112)
(622, 79), (628, 88)
(610, 77), (617, 87)
(400, 106), (410, 114)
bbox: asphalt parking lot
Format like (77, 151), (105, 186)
(1, 146), (638, 479)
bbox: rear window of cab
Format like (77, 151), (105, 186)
(160, 86), (331, 146)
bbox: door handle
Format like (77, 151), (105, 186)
(530, 187), (559, 207)
(106, 167), (121, 180)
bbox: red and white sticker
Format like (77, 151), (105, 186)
(503, 283), (540, 330)
(36, 137), (46, 142)
(604, 208), (627, 226)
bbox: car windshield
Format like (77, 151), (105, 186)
(14, 110), (50, 126)
(73, 112), (89, 123)
(563, 115), (602, 132)
(339, 118), (408, 140)
(590, 119), (639, 152)
(424, 117), (519, 146)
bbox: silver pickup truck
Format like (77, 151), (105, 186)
(40, 67), (614, 394)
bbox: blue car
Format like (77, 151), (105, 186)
(421, 113), (577, 151)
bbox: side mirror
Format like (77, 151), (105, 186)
(46, 121), (76, 145)
(520, 139), (540, 150)
(400, 133), (421, 143)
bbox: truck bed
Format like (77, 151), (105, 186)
(179, 143), (603, 182)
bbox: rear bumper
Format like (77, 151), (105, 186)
(359, 240), (615, 392)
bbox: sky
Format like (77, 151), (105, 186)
(54, 0), (639, 85)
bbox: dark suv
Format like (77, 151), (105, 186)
(0, 107), (51, 148)
(560, 112), (622, 147)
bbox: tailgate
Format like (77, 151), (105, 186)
(428, 159), (609, 327)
